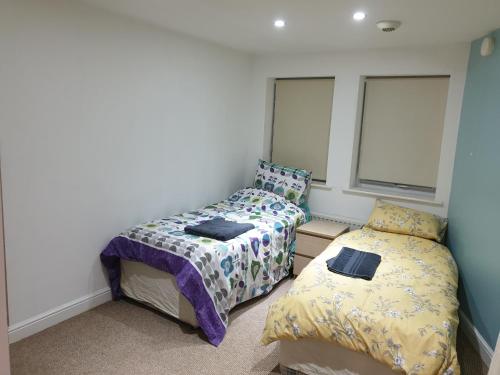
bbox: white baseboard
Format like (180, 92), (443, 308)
(459, 310), (493, 367)
(8, 287), (111, 343)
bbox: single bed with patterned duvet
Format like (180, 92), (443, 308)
(101, 187), (306, 346)
(261, 201), (460, 375)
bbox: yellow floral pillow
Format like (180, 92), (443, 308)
(366, 200), (446, 241)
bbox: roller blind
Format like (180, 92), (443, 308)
(272, 78), (334, 182)
(357, 76), (449, 189)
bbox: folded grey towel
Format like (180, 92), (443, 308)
(185, 217), (255, 241)
(326, 247), (381, 280)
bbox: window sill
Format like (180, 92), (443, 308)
(342, 188), (443, 207)
(311, 183), (333, 191)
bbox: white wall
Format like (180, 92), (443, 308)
(249, 45), (470, 222)
(0, 174), (9, 373)
(0, 0), (253, 327)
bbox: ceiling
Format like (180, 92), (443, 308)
(82, 0), (500, 54)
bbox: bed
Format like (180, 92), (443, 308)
(261, 201), (460, 375)
(101, 160), (312, 346)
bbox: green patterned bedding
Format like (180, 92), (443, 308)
(101, 187), (306, 345)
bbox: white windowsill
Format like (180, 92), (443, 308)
(342, 187), (444, 206)
(311, 183), (332, 191)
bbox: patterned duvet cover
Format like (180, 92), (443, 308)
(261, 228), (460, 375)
(101, 188), (305, 345)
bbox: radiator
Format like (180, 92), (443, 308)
(310, 213), (364, 231)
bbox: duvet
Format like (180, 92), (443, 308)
(101, 188), (305, 346)
(261, 228), (460, 375)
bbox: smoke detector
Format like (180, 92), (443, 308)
(376, 20), (401, 32)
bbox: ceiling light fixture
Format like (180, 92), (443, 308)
(274, 19), (286, 28)
(353, 12), (366, 21)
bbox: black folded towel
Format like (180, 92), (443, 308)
(326, 247), (381, 280)
(184, 217), (255, 241)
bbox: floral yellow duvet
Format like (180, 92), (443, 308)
(261, 227), (460, 375)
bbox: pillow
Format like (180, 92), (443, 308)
(298, 201), (312, 223)
(365, 200), (447, 242)
(253, 159), (311, 206)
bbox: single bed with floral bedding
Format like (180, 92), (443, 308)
(261, 202), (460, 375)
(101, 187), (306, 346)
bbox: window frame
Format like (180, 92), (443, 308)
(352, 74), (450, 197)
(270, 76), (335, 184)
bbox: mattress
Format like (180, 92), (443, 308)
(121, 259), (198, 328)
(279, 339), (400, 375)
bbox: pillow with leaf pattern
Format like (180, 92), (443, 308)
(366, 200), (447, 242)
(253, 160), (311, 206)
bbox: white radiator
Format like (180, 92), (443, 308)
(310, 212), (364, 231)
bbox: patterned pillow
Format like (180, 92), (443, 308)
(365, 200), (447, 242)
(253, 160), (311, 206)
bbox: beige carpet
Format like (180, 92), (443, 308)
(10, 279), (488, 375)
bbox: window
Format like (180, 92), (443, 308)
(271, 78), (334, 183)
(356, 76), (449, 193)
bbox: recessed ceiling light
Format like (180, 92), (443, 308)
(274, 19), (286, 28)
(353, 12), (366, 21)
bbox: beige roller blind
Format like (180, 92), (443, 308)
(272, 78), (334, 182)
(357, 76), (449, 189)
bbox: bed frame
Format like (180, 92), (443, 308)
(279, 339), (401, 375)
(120, 259), (199, 327)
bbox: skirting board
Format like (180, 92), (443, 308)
(459, 309), (493, 367)
(8, 287), (111, 343)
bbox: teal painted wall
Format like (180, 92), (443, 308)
(448, 29), (500, 349)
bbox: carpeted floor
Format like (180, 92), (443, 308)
(10, 278), (488, 375)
